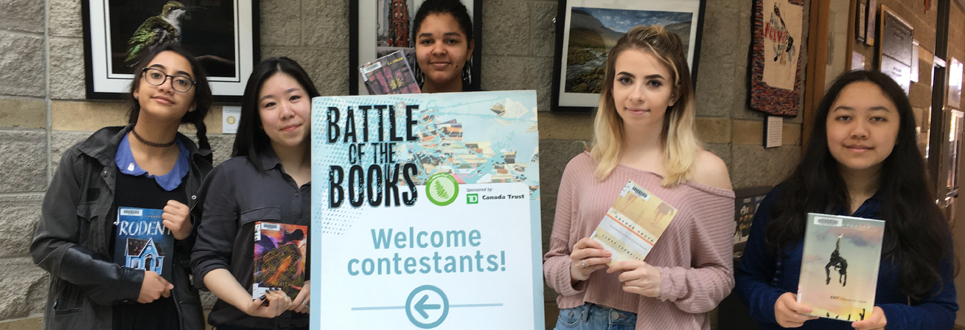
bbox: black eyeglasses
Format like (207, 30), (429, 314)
(141, 67), (196, 93)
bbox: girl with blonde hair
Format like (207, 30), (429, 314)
(544, 25), (735, 329)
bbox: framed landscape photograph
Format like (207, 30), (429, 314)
(82, 0), (259, 102)
(551, 0), (706, 112)
(349, 0), (482, 95)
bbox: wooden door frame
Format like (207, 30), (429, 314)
(802, 0), (857, 150)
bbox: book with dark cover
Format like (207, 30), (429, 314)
(253, 221), (308, 300)
(798, 213), (885, 322)
(359, 50), (421, 95)
(113, 207), (174, 282)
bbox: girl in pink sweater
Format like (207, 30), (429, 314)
(543, 25), (736, 330)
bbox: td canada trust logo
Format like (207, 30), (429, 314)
(425, 173), (459, 206)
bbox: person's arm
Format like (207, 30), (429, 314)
(543, 160), (588, 296)
(203, 268), (293, 318)
(190, 164), (238, 291)
(30, 148), (143, 305)
(652, 192), (735, 314)
(734, 190), (789, 325)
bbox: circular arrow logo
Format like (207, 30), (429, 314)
(405, 285), (449, 328)
(425, 173), (459, 206)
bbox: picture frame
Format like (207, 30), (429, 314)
(81, 0), (260, 102)
(349, 0), (482, 95)
(865, 0), (876, 46)
(876, 5), (913, 94)
(749, 0), (805, 117)
(733, 186), (772, 255)
(550, 0), (706, 112)
(855, 0), (866, 42)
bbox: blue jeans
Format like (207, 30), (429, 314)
(554, 303), (637, 330)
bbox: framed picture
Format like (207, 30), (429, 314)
(550, 0), (706, 112)
(82, 0), (259, 102)
(349, 0), (482, 95)
(876, 5), (913, 94)
(865, 0), (877, 46)
(733, 186), (772, 255)
(855, 0), (866, 42)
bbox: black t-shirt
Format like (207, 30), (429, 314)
(109, 171), (186, 330)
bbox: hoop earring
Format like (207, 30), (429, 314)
(462, 59), (473, 87)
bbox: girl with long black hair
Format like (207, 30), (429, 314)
(735, 70), (958, 330)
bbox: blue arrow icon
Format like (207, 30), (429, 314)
(405, 285), (449, 329)
(414, 295), (441, 318)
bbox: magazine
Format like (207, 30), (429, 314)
(359, 50), (421, 95)
(798, 213), (885, 321)
(591, 180), (678, 263)
(253, 221), (308, 300)
(113, 207), (174, 282)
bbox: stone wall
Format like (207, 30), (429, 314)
(0, 0), (810, 328)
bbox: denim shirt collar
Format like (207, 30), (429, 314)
(114, 133), (190, 191)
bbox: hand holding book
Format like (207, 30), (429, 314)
(161, 200), (191, 240)
(137, 270), (173, 304)
(568, 237), (612, 284)
(289, 280), (310, 314)
(850, 306), (886, 330)
(607, 260), (661, 298)
(247, 288), (292, 318)
(774, 292), (818, 327)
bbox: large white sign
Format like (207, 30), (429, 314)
(310, 91), (543, 329)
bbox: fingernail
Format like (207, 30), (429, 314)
(258, 295), (266, 300)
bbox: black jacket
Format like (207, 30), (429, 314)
(30, 125), (212, 330)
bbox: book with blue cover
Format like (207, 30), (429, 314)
(113, 207), (174, 282)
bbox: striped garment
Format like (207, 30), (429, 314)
(544, 152), (736, 330)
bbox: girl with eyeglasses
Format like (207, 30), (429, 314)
(31, 44), (213, 330)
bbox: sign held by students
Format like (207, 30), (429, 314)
(310, 91), (543, 329)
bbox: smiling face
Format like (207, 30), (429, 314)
(826, 81), (901, 176)
(258, 73), (311, 151)
(133, 50), (196, 121)
(610, 48), (677, 131)
(415, 13), (474, 92)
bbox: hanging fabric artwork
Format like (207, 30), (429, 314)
(750, 0), (805, 116)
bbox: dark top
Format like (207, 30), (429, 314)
(192, 149), (310, 329)
(111, 171), (185, 330)
(734, 187), (958, 330)
(30, 126), (210, 330)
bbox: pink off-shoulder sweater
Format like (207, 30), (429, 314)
(543, 152), (736, 330)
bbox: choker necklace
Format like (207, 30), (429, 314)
(131, 128), (176, 148)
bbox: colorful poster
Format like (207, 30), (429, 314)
(310, 91), (542, 329)
(761, 0), (803, 91)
